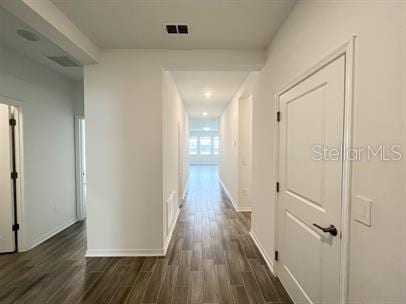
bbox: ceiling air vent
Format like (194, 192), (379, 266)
(166, 25), (178, 34)
(177, 25), (189, 34)
(17, 29), (40, 42)
(165, 24), (189, 35)
(47, 56), (80, 67)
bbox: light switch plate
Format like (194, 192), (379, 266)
(353, 195), (372, 227)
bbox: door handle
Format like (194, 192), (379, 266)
(313, 223), (338, 236)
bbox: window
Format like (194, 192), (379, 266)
(213, 136), (219, 155)
(189, 135), (220, 156)
(199, 137), (211, 155)
(189, 137), (198, 155)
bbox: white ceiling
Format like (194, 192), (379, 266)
(0, 7), (83, 81)
(190, 119), (219, 133)
(50, 0), (296, 49)
(171, 71), (250, 118)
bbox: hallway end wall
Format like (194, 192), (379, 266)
(85, 51), (164, 254)
(84, 49), (265, 255)
(251, 1), (406, 303)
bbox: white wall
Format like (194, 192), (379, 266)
(85, 51), (165, 253)
(84, 49), (265, 254)
(251, 2), (406, 304)
(219, 94), (239, 205)
(162, 69), (188, 246)
(220, 74), (257, 211)
(238, 96), (253, 210)
(0, 43), (80, 250)
(183, 114), (190, 197)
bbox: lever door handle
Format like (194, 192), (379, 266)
(313, 223), (338, 236)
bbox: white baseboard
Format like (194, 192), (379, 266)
(182, 178), (190, 200)
(218, 177), (238, 211)
(86, 249), (165, 257)
(28, 218), (78, 251)
(86, 205), (181, 258)
(218, 178), (251, 212)
(249, 230), (275, 274)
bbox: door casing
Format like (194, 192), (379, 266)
(273, 37), (356, 304)
(75, 115), (86, 221)
(177, 121), (184, 206)
(0, 96), (25, 252)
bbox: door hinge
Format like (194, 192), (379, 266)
(12, 224), (20, 231)
(11, 172), (18, 179)
(275, 250), (279, 261)
(276, 182), (280, 193)
(9, 118), (16, 126)
(277, 111), (281, 122)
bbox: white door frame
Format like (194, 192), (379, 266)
(273, 37), (356, 304)
(0, 96), (26, 252)
(177, 121), (183, 206)
(75, 115), (86, 221)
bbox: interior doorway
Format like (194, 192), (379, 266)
(75, 116), (87, 221)
(0, 103), (22, 253)
(275, 41), (354, 304)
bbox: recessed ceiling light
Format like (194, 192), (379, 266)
(204, 92), (212, 98)
(203, 127), (211, 131)
(203, 112), (208, 116)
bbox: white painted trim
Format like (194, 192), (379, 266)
(163, 207), (180, 255)
(0, 96), (26, 252)
(86, 249), (166, 257)
(28, 218), (77, 250)
(218, 178), (238, 211)
(182, 177), (190, 200)
(339, 36), (356, 304)
(86, 207), (181, 258)
(14, 107), (26, 252)
(74, 115), (86, 221)
(249, 230), (274, 274)
(218, 177), (251, 212)
(237, 206), (252, 212)
(273, 37), (356, 304)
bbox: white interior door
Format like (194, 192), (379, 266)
(0, 103), (15, 253)
(277, 55), (346, 304)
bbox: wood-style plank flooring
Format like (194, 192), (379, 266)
(0, 165), (292, 304)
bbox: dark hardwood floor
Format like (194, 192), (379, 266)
(0, 165), (292, 304)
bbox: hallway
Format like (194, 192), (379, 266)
(0, 165), (291, 304)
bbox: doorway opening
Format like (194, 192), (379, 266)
(274, 40), (355, 304)
(0, 102), (23, 254)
